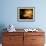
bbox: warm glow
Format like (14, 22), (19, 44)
(23, 10), (33, 18)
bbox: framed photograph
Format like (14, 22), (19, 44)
(17, 7), (35, 22)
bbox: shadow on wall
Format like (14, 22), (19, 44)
(0, 24), (7, 43)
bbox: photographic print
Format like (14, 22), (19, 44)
(17, 7), (35, 22)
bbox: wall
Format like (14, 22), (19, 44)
(0, 0), (46, 29)
(0, 0), (46, 43)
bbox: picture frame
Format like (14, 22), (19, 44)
(17, 7), (35, 22)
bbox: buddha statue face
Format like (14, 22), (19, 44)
(23, 9), (33, 18)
